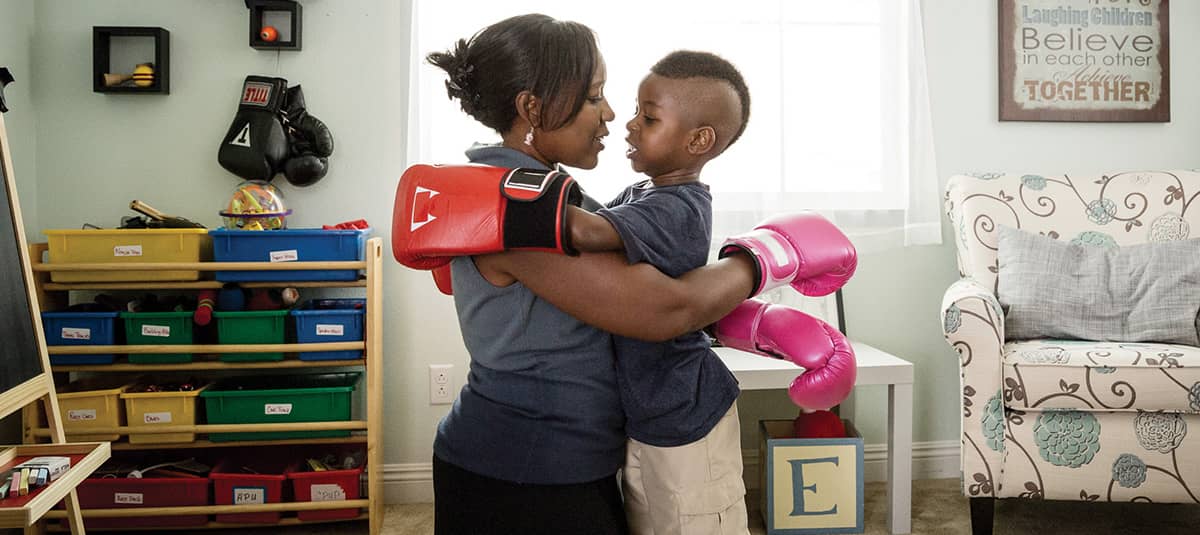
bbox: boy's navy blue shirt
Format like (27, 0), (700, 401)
(597, 180), (740, 447)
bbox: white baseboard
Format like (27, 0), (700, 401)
(380, 441), (961, 504)
(383, 463), (435, 505)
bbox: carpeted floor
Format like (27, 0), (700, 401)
(157, 478), (1200, 534)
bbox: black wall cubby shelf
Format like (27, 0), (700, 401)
(248, 0), (302, 51)
(93, 26), (170, 94)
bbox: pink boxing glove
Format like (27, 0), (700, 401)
(719, 212), (857, 298)
(713, 299), (856, 410)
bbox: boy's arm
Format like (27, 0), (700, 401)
(567, 205), (625, 253)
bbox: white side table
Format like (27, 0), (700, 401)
(715, 342), (914, 534)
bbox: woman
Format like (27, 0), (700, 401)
(424, 14), (758, 534)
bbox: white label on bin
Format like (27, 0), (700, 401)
(68, 409), (97, 421)
(310, 484), (346, 502)
(113, 245), (143, 257)
(141, 324), (170, 337)
(316, 324), (344, 336)
(265, 403), (293, 415)
(114, 492), (143, 505)
(143, 411), (172, 424)
(61, 327), (91, 340)
(233, 487), (265, 505)
(270, 249), (299, 262)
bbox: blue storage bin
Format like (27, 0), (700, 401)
(210, 228), (370, 282)
(291, 298), (366, 361)
(41, 311), (120, 364)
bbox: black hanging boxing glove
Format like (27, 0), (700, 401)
(218, 76), (290, 182)
(281, 85), (335, 187)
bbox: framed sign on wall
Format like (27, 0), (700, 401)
(999, 0), (1169, 122)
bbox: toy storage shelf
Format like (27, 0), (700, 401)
(24, 238), (385, 534)
(107, 436), (366, 452)
(43, 280), (367, 290)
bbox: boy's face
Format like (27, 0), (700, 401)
(625, 74), (696, 178)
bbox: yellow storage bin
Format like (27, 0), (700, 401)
(44, 228), (211, 282)
(57, 378), (133, 442)
(121, 382), (208, 444)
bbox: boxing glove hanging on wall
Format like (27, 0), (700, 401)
(218, 75), (290, 182)
(281, 85), (334, 186)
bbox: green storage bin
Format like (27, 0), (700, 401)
(200, 373), (360, 442)
(213, 310), (289, 361)
(120, 311), (195, 363)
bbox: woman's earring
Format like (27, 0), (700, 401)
(523, 126), (535, 147)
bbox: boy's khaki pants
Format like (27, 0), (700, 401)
(622, 404), (750, 535)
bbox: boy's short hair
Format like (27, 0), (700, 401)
(650, 51), (751, 147)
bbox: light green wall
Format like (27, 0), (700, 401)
(6, 0), (1200, 472)
(0, 0), (37, 239)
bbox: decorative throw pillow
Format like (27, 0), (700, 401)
(997, 225), (1200, 345)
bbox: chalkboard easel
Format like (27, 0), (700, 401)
(0, 89), (109, 534)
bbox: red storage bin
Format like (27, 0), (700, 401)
(74, 475), (209, 528)
(287, 466), (363, 521)
(211, 457), (297, 524)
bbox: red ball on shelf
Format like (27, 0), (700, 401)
(260, 25), (279, 42)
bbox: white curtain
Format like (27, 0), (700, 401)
(408, 0), (940, 254)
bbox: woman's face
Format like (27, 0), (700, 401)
(536, 56), (615, 170)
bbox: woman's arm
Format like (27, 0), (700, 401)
(477, 250), (755, 342)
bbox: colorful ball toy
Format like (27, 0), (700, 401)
(219, 180), (291, 230)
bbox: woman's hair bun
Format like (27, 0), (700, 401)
(429, 39), (480, 114)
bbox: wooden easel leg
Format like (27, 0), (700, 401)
(40, 391), (86, 533)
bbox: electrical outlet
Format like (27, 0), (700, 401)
(429, 364), (454, 404)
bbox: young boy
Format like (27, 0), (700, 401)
(567, 50), (752, 535)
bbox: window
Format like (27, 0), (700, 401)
(408, 0), (939, 252)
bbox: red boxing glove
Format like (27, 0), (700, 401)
(793, 409), (847, 439)
(719, 212), (857, 298)
(392, 164), (582, 270)
(431, 264), (453, 295)
(713, 299), (857, 410)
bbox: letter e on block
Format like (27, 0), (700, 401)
(760, 420), (864, 533)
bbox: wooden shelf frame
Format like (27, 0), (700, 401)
(50, 358), (365, 372)
(30, 420), (368, 438)
(46, 512), (367, 531)
(48, 342), (363, 355)
(43, 499), (369, 519)
(108, 436), (366, 451)
(24, 237), (385, 534)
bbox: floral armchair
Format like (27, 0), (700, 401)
(941, 171), (1200, 535)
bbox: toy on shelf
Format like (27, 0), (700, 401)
(210, 283), (300, 314)
(102, 62), (155, 88)
(130, 199), (206, 228)
(322, 218), (369, 230)
(124, 293), (194, 313)
(194, 290), (217, 325)
(247, 287), (299, 310)
(220, 179), (291, 230)
(127, 379), (200, 394)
